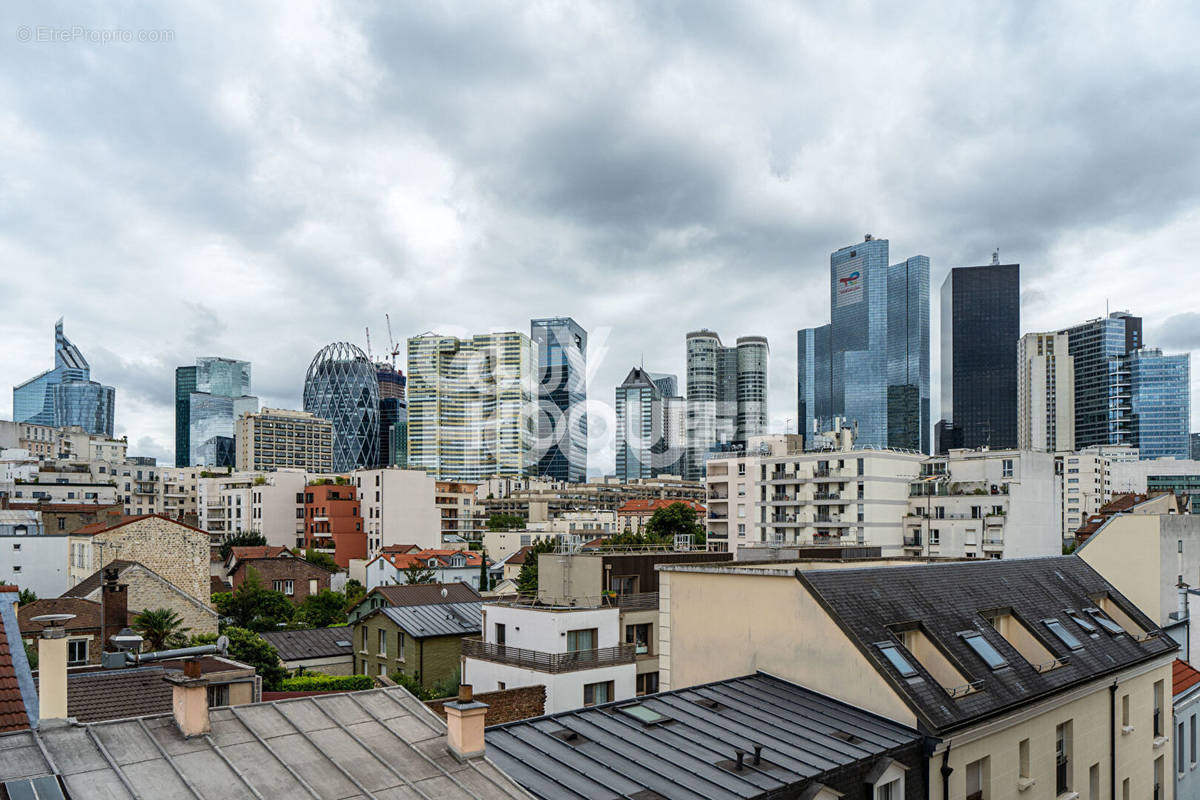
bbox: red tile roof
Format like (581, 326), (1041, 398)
(372, 549), (486, 569)
(618, 499), (705, 514)
(506, 546), (535, 566)
(1175, 659), (1200, 696)
(229, 546), (289, 561)
(0, 588), (31, 732)
(380, 544), (421, 554)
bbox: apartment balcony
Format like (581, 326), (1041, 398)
(768, 494), (796, 504)
(813, 492), (841, 503)
(982, 536), (1005, 550)
(606, 592), (659, 610)
(903, 534), (922, 548)
(708, 492), (729, 501)
(708, 511), (728, 520)
(462, 638), (635, 673)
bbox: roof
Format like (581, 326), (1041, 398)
(72, 514), (208, 537)
(228, 545), (289, 561)
(486, 673), (921, 800)
(0, 511), (39, 525)
(501, 546), (535, 567)
(618, 498), (705, 514)
(797, 556), (1177, 734)
(260, 627), (355, 662)
(377, 601), (483, 638)
(18, 598), (105, 633)
(371, 549), (486, 569)
(368, 582), (482, 607)
(58, 560), (137, 599)
(0, 686), (529, 799)
(1176, 659), (1200, 697)
(0, 587), (35, 732)
(380, 543), (422, 554)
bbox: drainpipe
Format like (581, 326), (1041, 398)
(939, 743), (952, 800)
(1110, 681), (1117, 800)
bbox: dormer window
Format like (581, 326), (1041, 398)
(960, 631), (1008, 670)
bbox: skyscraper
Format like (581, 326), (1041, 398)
(1017, 332), (1075, 452)
(939, 259), (1020, 451)
(175, 357), (258, 468)
(1060, 312), (1142, 450)
(797, 236), (929, 452)
(684, 330), (768, 479)
(406, 332), (536, 481)
(303, 342), (380, 472)
(1128, 348), (1190, 460)
(375, 363), (407, 468)
(616, 367), (685, 481)
(174, 366), (197, 466)
(13, 319), (115, 437)
(531, 317), (588, 483)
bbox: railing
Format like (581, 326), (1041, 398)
(982, 537), (1005, 546)
(903, 535), (922, 547)
(462, 637), (635, 673)
(814, 492), (841, 501)
(708, 512), (728, 520)
(608, 592), (659, 610)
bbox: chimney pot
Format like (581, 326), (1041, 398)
(443, 689), (488, 762)
(458, 683), (473, 702)
(184, 659), (203, 678)
(165, 669), (211, 737)
(735, 750), (745, 770)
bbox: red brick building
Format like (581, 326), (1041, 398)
(224, 547), (333, 604)
(303, 484), (363, 568)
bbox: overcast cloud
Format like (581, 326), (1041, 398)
(3, 1), (1200, 471)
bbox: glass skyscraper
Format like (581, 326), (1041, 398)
(797, 236), (929, 452)
(938, 260), (1020, 451)
(176, 357), (258, 468)
(13, 319), (115, 437)
(1061, 312), (1142, 450)
(1128, 349), (1190, 460)
(303, 342), (380, 473)
(375, 363), (407, 468)
(531, 317), (588, 483)
(684, 330), (768, 479)
(616, 367), (684, 480)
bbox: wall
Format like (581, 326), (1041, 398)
(231, 557), (331, 604)
(1077, 514), (1165, 624)
(461, 658), (634, 714)
(92, 516), (210, 603)
(352, 614), (466, 690)
(1177, 686), (1200, 800)
(0, 534), (70, 596)
(282, 654), (353, 676)
(76, 563), (218, 637)
(354, 468), (441, 556)
(426, 684), (545, 725)
(480, 605), (620, 652)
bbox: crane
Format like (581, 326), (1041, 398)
(365, 327), (374, 362)
(385, 313), (400, 368)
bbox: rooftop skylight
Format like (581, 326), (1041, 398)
(1066, 610), (1098, 634)
(960, 631), (1008, 670)
(616, 704), (671, 725)
(1085, 608), (1126, 636)
(1043, 619), (1083, 650)
(876, 642), (918, 677)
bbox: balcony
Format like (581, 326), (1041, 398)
(982, 536), (1004, 550)
(814, 492), (841, 502)
(708, 511), (728, 520)
(903, 534), (922, 548)
(462, 637), (635, 673)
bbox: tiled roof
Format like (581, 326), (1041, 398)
(0, 587), (34, 733)
(617, 498), (705, 514)
(506, 546), (535, 566)
(18, 598), (106, 633)
(260, 627), (355, 662)
(380, 543), (422, 553)
(1175, 659), (1200, 697)
(72, 513), (209, 537)
(369, 582), (482, 607)
(378, 601), (482, 639)
(59, 560), (137, 599)
(798, 556), (1177, 734)
(487, 673), (921, 800)
(228, 545), (289, 561)
(373, 549), (486, 569)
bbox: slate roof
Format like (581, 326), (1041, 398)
(377, 602), (483, 639)
(369, 582), (482, 607)
(59, 560), (137, 599)
(797, 556), (1177, 734)
(486, 673), (921, 800)
(260, 627), (355, 662)
(0, 687), (532, 799)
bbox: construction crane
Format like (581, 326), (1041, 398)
(365, 327), (374, 362)
(385, 313), (401, 368)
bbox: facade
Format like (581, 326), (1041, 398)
(13, 319), (114, 437)
(347, 581), (481, 624)
(353, 468), (442, 556)
(375, 363), (407, 468)
(364, 548), (485, 591)
(683, 331), (769, 480)
(1062, 311), (1143, 450)
(1175, 660), (1200, 800)
(1059, 445), (1136, 539)
(62, 559), (219, 638)
(1018, 331), (1075, 451)
(1129, 348), (1191, 460)
(225, 547), (333, 603)
(234, 407), (333, 472)
(176, 357), (258, 468)
(939, 260), (1019, 451)
(615, 367), (685, 481)
(302, 482), (363, 568)
(407, 332), (537, 481)
(0, 510), (74, 596)
(352, 600), (481, 687)
(798, 236), (930, 452)
(68, 515), (212, 604)
(531, 317), (588, 483)
(302, 341), (380, 472)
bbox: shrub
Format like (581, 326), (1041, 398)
(279, 674), (374, 692)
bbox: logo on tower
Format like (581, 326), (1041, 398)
(835, 261), (864, 307)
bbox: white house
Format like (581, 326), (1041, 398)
(364, 548), (485, 591)
(0, 510), (71, 597)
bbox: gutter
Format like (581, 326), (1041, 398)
(1109, 680), (1117, 800)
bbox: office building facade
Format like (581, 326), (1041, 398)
(175, 357), (258, 468)
(375, 363), (406, 468)
(684, 330), (768, 479)
(1128, 348), (1191, 460)
(798, 236), (930, 452)
(303, 341), (380, 473)
(616, 367), (685, 481)
(13, 320), (115, 437)
(235, 408), (334, 473)
(531, 317), (588, 483)
(939, 260), (1019, 451)
(406, 332), (537, 481)
(1017, 332), (1075, 452)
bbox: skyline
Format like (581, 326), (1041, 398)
(4, 3), (1200, 472)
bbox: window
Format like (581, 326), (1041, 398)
(378, 629), (387, 658)
(1056, 721), (1072, 795)
(207, 683), (230, 708)
(1179, 722), (1186, 774)
(1067, 610), (1098, 634)
(1154, 755), (1163, 800)
(57, 518), (65, 531)
(1044, 618), (1083, 650)
(1085, 607), (1125, 635)
(495, 623), (506, 645)
(626, 623), (651, 655)
(361, 626), (368, 651)
(929, 529), (940, 545)
(1018, 738), (1030, 779)
(1122, 694), (1130, 728)
(11, 544), (19, 552)
(876, 779), (900, 800)
(308, 578), (318, 595)
(876, 642), (917, 677)
(1192, 714), (1197, 765)
(1089, 762), (1099, 800)
(583, 681), (613, 706)
(1154, 679), (1164, 737)
(567, 628), (597, 652)
(1001, 459), (1013, 478)
(961, 631), (1008, 669)
(636, 672), (659, 696)
(965, 757), (988, 800)
(67, 639), (88, 666)
(273, 580), (294, 596)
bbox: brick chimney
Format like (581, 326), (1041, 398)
(443, 684), (488, 761)
(101, 567), (127, 651)
(164, 660), (210, 737)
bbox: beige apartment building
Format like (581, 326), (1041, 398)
(235, 407), (333, 473)
(659, 556), (1176, 800)
(1018, 331), (1075, 452)
(353, 467), (442, 555)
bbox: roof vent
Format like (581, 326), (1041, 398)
(832, 729), (866, 745)
(551, 729), (588, 746)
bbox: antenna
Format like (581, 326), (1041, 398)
(992, 249), (999, 266)
(365, 327), (374, 362)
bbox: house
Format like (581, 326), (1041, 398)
(224, 545), (333, 603)
(616, 498), (705, 534)
(62, 559), (218, 637)
(0, 508), (74, 597)
(487, 673), (927, 800)
(364, 548), (487, 591)
(70, 514), (211, 603)
(353, 599), (482, 690)
(260, 627), (355, 675)
(658, 556), (1178, 800)
(1175, 659), (1200, 799)
(1075, 492), (1181, 545)
(348, 581), (481, 624)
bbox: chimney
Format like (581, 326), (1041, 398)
(443, 684), (488, 761)
(31, 614), (74, 723)
(101, 568), (127, 652)
(165, 659), (211, 737)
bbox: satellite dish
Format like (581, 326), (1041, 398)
(30, 613), (75, 625)
(440, 587), (448, 600)
(216, 635), (230, 655)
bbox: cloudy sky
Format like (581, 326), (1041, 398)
(3, 2), (1200, 472)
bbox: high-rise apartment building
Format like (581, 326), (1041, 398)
(13, 320), (115, 437)
(235, 408), (334, 473)
(684, 330), (768, 479)
(1017, 332), (1075, 452)
(175, 357), (258, 468)
(406, 332), (537, 481)
(615, 367), (685, 481)
(1128, 348), (1191, 460)
(938, 259), (1019, 451)
(531, 317), (588, 483)
(797, 236), (930, 452)
(303, 342), (380, 473)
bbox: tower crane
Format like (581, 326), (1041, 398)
(385, 313), (401, 368)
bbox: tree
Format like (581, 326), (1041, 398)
(487, 513), (525, 531)
(644, 502), (706, 546)
(402, 564), (437, 585)
(223, 626), (287, 691)
(343, 578), (366, 612)
(218, 530), (268, 561)
(478, 549), (491, 592)
(516, 538), (556, 596)
(213, 567), (294, 631)
(300, 548), (339, 573)
(132, 608), (191, 651)
(17, 588), (36, 606)
(389, 669), (434, 700)
(296, 589), (348, 628)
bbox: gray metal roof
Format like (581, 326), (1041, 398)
(0, 687), (531, 799)
(260, 627), (355, 662)
(379, 602), (482, 639)
(485, 673), (922, 800)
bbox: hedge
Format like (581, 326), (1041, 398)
(279, 674), (374, 692)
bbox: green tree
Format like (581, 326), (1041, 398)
(300, 548), (339, 573)
(479, 549), (491, 592)
(223, 626), (287, 691)
(516, 538), (556, 596)
(389, 669), (434, 700)
(132, 608), (191, 651)
(213, 567), (294, 631)
(487, 513), (525, 531)
(644, 502), (706, 546)
(218, 530), (268, 561)
(402, 564), (437, 585)
(343, 578), (366, 611)
(296, 589), (348, 628)
(17, 588), (36, 605)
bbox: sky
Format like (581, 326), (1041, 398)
(3, 1), (1200, 474)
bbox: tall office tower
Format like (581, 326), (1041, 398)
(616, 367), (685, 481)
(797, 236), (930, 452)
(174, 357), (258, 468)
(1128, 348), (1191, 460)
(374, 363), (406, 467)
(684, 330), (769, 479)
(236, 408), (334, 472)
(406, 332), (537, 481)
(1017, 332), (1075, 452)
(938, 258), (1020, 451)
(531, 317), (588, 483)
(13, 319), (115, 437)
(1060, 312), (1143, 450)
(1192, 433), (1200, 462)
(303, 342), (380, 473)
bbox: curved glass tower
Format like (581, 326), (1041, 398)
(13, 319), (114, 437)
(303, 342), (380, 472)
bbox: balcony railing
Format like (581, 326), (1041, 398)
(903, 534), (922, 547)
(462, 637), (635, 673)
